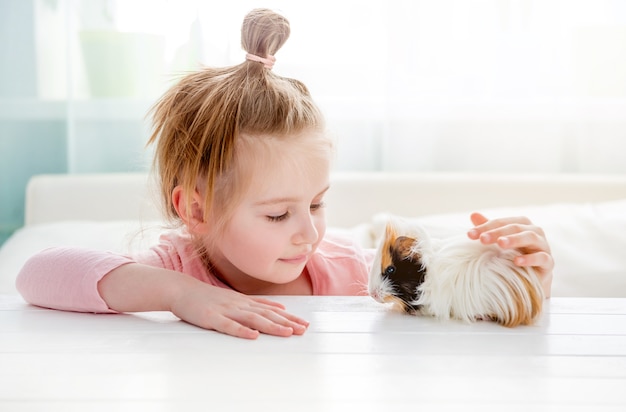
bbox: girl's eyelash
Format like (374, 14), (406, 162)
(311, 201), (325, 211)
(266, 202), (325, 222)
(266, 212), (289, 222)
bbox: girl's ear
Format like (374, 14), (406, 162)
(172, 186), (211, 235)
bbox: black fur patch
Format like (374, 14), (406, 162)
(382, 240), (427, 313)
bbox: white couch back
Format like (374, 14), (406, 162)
(25, 172), (626, 228)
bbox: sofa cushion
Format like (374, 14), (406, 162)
(370, 199), (626, 297)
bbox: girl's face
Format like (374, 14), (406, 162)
(206, 134), (331, 291)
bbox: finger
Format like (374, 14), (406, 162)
(498, 229), (549, 252)
(271, 308), (310, 330)
(248, 304), (309, 333)
(513, 251), (554, 272)
(252, 307), (309, 335)
(471, 215), (533, 235)
(232, 311), (298, 337)
(470, 212), (488, 226)
(250, 301), (310, 329)
(250, 298), (311, 332)
(250, 296), (287, 310)
(467, 212), (498, 240)
(468, 213), (492, 239)
(475, 223), (544, 246)
(209, 314), (261, 340)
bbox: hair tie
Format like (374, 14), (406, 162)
(245, 53), (276, 69)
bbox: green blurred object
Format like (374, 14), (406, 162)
(79, 31), (165, 98)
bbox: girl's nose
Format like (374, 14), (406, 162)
(295, 214), (319, 244)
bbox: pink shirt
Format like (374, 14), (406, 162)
(16, 229), (375, 313)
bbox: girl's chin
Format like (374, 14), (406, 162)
(272, 272), (305, 285)
(263, 265), (306, 285)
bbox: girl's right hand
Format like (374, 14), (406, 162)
(98, 264), (309, 339)
(169, 279), (309, 339)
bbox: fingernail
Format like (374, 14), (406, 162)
(499, 237), (510, 246)
(468, 229), (478, 239)
(480, 233), (491, 243)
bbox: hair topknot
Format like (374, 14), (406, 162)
(241, 8), (290, 58)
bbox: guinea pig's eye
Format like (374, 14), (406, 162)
(383, 265), (395, 277)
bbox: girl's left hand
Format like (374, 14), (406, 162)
(467, 212), (554, 298)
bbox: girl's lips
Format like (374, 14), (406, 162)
(280, 254), (308, 264)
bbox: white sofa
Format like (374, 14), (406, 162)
(1, 172), (626, 297)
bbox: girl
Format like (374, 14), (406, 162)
(16, 9), (554, 340)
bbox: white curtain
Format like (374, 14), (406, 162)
(33, 0), (626, 174)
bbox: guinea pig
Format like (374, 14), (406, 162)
(368, 218), (544, 327)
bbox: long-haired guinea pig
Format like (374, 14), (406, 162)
(368, 219), (544, 327)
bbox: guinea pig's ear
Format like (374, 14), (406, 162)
(395, 236), (418, 261)
(381, 222), (399, 269)
(385, 221), (398, 241)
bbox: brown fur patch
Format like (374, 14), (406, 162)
(381, 223), (398, 270)
(384, 295), (414, 313)
(498, 267), (544, 327)
(395, 236), (418, 260)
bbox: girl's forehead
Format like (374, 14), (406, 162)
(239, 130), (332, 168)
(246, 155), (331, 201)
(233, 130), (332, 197)
(241, 141), (331, 200)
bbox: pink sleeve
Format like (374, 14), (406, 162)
(16, 247), (134, 313)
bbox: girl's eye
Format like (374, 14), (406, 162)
(266, 212), (289, 222)
(310, 202), (325, 212)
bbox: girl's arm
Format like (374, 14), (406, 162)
(16, 247), (131, 313)
(16, 247), (308, 339)
(98, 263), (308, 339)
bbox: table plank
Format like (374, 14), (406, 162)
(1, 294), (625, 410)
(1, 355), (625, 405)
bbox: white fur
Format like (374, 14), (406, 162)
(416, 236), (542, 324)
(369, 218), (545, 326)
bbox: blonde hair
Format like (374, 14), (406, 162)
(147, 8), (328, 237)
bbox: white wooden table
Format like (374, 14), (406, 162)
(2, 294), (626, 411)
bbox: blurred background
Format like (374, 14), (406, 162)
(1, 0), (626, 244)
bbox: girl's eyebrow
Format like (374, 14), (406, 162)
(253, 185), (330, 206)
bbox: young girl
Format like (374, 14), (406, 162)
(16, 9), (554, 340)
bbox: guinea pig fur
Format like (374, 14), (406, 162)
(368, 219), (544, 327)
